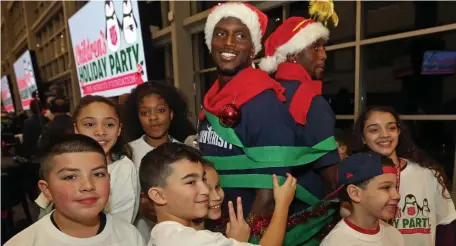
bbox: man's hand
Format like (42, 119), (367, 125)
(226, 197), (251, 242)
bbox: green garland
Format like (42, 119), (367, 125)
(202, 111), (338, 245)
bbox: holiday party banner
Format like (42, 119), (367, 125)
(68, 0), (148, 97)
(1, 76), (14, 112)
(13, 51), (38, 110)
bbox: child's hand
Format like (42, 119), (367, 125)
(226, 197), (251, 242)
(273, 173), (297, 208)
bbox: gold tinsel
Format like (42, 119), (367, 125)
(308, 0), (339, 27)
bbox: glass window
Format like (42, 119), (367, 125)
(289, 1), (356, 45)
(362, 1), (456, 39)
(199, 71), (217, 102)
(198, 1), (224, 13)
(148, 47), (166, 81)
(257, 6), (283, 58)
(403, 120), (455, 184)
(362, 30), (456, 114)
(324, 48), (355, 115)
(199, 33), (215, 70)
(335, 120), (354, 132)
(165, 44), (173, 76)
(143, 1), (164, 29)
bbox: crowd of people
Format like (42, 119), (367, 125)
(3, 1), (455, 246)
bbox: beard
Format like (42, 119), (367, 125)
(216, 58), (252, 77)
(216, 65), (242, 77)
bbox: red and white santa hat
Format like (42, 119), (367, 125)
(204, 2), (268, 57)
(259, 17), (329, 73)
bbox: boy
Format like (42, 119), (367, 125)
(321, 152), (404, 246)
(139, 142), (296, 246)
(335, 128), (350, 160)
(5, 134), (144, 246)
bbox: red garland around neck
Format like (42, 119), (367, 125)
(274, 62), (323, 125)
(275, 62), (322, 94)
(199, 67), (286, 120)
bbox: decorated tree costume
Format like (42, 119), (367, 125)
(198, 2), (338, 245)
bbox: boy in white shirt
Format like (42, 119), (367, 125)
(5, 135), (144, 246)
(139, 142), (297, 246)
(321, 152), (405, 246)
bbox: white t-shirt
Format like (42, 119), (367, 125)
(129, 135), (180, 241)
(106, 156), (141, 223)
(4, 213), (145, 246)
(148, 221), (255, 246)
(35, 156), (140, 224)
(321, 219), (404, 246)
(129, 135), (179, 170)
(394, 160), (456, 246)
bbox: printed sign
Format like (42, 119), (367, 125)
(13, 51), (38, 110)
(68, 0), (148, 97)
(1, 76), (14, 112)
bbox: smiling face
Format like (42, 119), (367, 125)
(205, 167), (224, 220)
(39, 152), (110, 223)
(362, 111), (400, 160)
(336, 141), (348, 160)
(158, 160), (209, 220)
(211, 17), (254, 76)
(74, 102), (121, 158)
(292, 39), (327, 79)
(357, 173), (400, 220)
(138, 94), (173, 142)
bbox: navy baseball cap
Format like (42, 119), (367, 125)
(337, 152), (397, 186)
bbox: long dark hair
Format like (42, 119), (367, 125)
(351, 106), (450, 198)
(123, 82), (196, 142)
(73, 95), (132, 159)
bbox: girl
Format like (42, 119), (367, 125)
(73, 95), (140, 224)
(194, 158), (300, 246)
(124, 82), (196, 240)
(351, 106), (456, 246)
(192, 159), (225, 231)
(124, 82), (196, 169)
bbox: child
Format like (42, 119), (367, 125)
(335, 128), (350, 160)
(321, 152), (404, 246)
(191, 159), (225, 231)
(351, 107), (456, 246)
(124, 82), (196, 169)
(124, 82), (196, 239)
(5, 135), (145, 246)
(73, 95), (140, 224)
(140, 142), (296, 246)
(35, 96), (141, 223)
(335, 128), (352, 218)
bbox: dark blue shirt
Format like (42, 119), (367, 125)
(280, 79), (340, 204)
(198, 90), (296, 215)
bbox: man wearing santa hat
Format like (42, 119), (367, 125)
(259, 11), (341, 233)
(198, 2), (335, 245)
